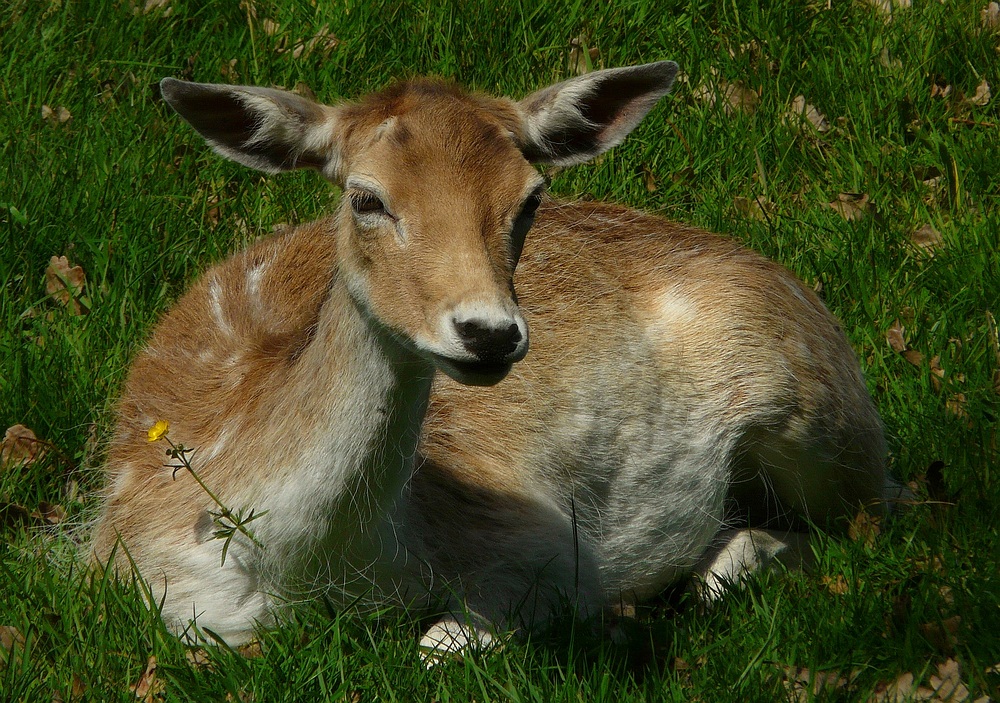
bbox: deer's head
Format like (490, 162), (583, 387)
(160, 62), (677, 385)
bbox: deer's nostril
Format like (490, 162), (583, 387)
(454, 320), (522, 363)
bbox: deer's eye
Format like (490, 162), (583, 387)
(349, 190), (387, 217)
(520, 192), (542, 219)
(510, 190), (544, 268)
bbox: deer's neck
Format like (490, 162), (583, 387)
(251, 277), (434, 578)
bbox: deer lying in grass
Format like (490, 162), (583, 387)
(91, 61), (893, 658)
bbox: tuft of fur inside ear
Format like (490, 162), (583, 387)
(159, 78), (340, 176)
(517, 61), (679, 167)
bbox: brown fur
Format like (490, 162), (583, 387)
(91, 65), (888, 652)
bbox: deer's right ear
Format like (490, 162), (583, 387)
(515, 61), (679, 167)
(159, 78), (343, 179)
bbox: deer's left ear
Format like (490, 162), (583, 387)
(515, 61), (679, 167)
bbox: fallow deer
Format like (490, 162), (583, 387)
(91, 62), (894, 658)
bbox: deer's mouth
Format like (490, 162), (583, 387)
(430, 354), (514, 387)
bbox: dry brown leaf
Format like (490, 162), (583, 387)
(220, 58), (239, 81)
(931, 82), (953, 100)
(185, 648), (211, 669)
(641, 165), (657, 193)
(694, 71), (758, 115)
(41, 105), (72, 124)
(142, 0), (171, 15)
(292, 81), (316, 102)
(965, 79), (992, 107)
(887, 321), (907, 353)
(822, 574), (850, 595)
(903, 349), (925, 367)
(920, 615), (961, 654)
(849, 511), (881, 547)
(928, 659), (971, 701)
(734, 195), (774, 221)
(45, 255), (88, 314)
(131, 655), (164, 701)
(30, 501), (66, 525)
(52, 675), (88, 703)
(261, 18), (279, 36)
(946, 393), (969, 419)
(286, 25), (340, 60)
(983, 2), (1000, 29)
(0, 626), (25, 655)
(872, 671), (917, 702)
(722, 81), (759, 114)
(237, 640), (263, 658)
(568, 36), (600, 76)
(930, 355), (945, 391)
(867, 0), (912, 15)
(780, 664), (859, 702)
(0, 503), (33, 529)
(1, 424), (43, 468)
(827, 192), (869, 221)
(987, 312), (1000, 395)
(912, 224), (944, 253)
(786, 95), (830, 133)
(879, 47), (902, 69)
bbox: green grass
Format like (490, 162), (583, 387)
(2, 0), (998, 700)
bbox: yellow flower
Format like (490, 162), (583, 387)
(147, 420), (170, 443)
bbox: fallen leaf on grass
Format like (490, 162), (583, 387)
(0, 503), (33, 529)
(887, 321), (907, 353)
(641, 165), (657, 193)
(261, 18), (279, 36)
(30, 501), (66, 525)
(734, 195), (775, 220)
(928, 658), (970, 701)
(887, 321), (927, 368)
(912, 224), (944, 254)
(275, 25), (340, 60)
(945, 392), (969, 420)
(237, 640), (263, 658)
(987, 312), (1000, 395)
(568, 36), (600, 76)
(822, 574), (850, 595)
(41, 105), (72, 125)
(45, 255), (89, 315)
(867, 0), (911, 15)
(785, 95), (830, 133)
(693, 70), (758, 115)
(871, 660), (990, 702)
(185, 648), (211, 669)
(778, 664), (860, 702)
(131, 655), (164, 702)
(964, 79), (992, 107)
(983, 2), (1000, 29)
(52, 675), (88, 703)
(220, 58), (239, 81)
(1, 424), (44, 468)
(827, 192), (869, 221)
(848, 511), (881, 547)
(141, 0), (172, 15)
(920, 616), (961, 654)
(931, 84), (953, 101)
(872, 671), (917, 702)
(0, 626), (25, 661)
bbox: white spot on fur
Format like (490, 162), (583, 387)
(209, 278), (234, 337)
(197, 424), (234, 465)
(245, 261), (267, 313)
(650, 288), (700, 343)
